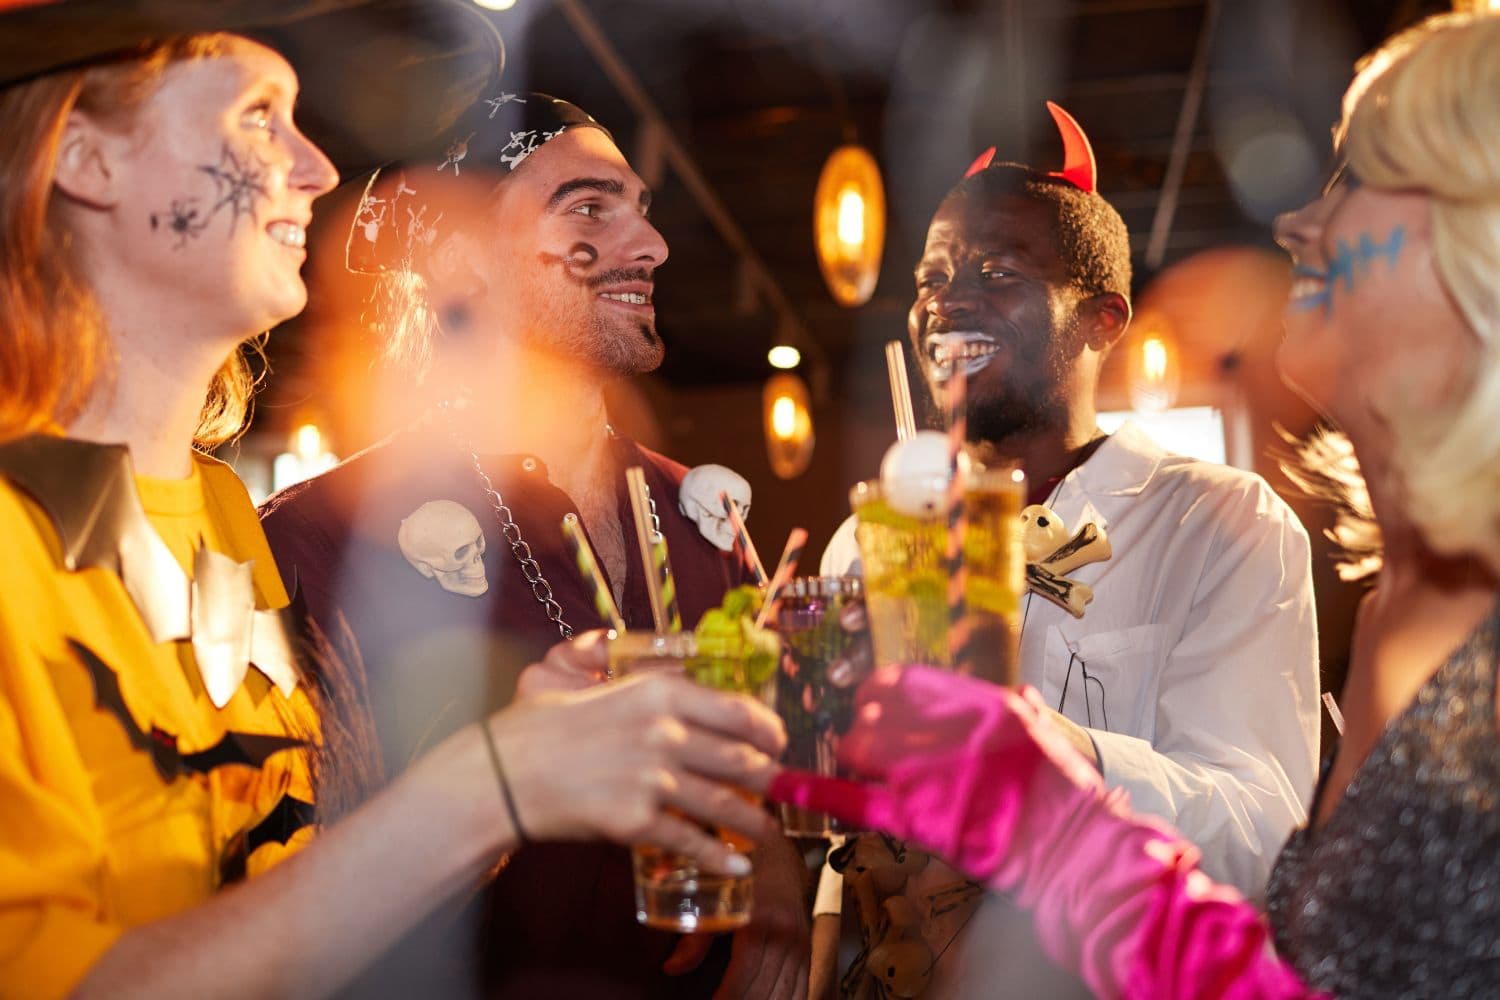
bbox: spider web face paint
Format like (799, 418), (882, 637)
(198, 143), (270, 235)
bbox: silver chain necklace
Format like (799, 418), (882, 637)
(463, 445), (575, 640)
(439, 406), (660, 641)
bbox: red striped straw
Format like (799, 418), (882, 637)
(885, 340), (917, 442)
(944, 357), (970, 668)
(720, 490), (770, 587)
(754, 527), (810, 630)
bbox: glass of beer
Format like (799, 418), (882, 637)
(770, 576), (866, 837)
(608, 630), (767, 933)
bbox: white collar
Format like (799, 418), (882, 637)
(1068, 421), (1168, 499)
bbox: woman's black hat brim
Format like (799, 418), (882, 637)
(0, 0), (505, 180)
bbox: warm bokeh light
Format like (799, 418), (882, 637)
(273, 421), (338, 494)
(813, 145), (885, 308)
(472, 0), (517, 10)
(767, 344), (802, 369)
(294, 423), (324, 462)
(1142, 337), (1169, 382)
(836, 186), (865, 247)
(771, 395), (797, 437)
(763, 372), (815, 479)
(1128, 328), (1180, 413)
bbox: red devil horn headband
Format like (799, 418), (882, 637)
(963, 101), (1098, 194)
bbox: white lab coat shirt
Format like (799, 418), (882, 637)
(819, 422), (1320, 897)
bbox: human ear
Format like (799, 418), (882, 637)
(52, 112), (121, 209)
(1080, 292), (1131, 352)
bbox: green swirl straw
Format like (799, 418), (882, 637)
(562, 516), (626, 633)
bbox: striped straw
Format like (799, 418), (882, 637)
(754, 527), (809, 629)
(885, 340), (917, 442)
(562, 516), (626, 633)
(944, 357), (971, 669)
(720, 491), (769, 587)
(625, 467), (681, 633)
(653, 534), (683, 633)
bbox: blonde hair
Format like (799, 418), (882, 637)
(0, 34), (262, 449)
(1319, 13), (1500, 570)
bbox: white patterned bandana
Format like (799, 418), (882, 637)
(345, 92), (610, 274)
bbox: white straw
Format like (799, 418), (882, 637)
(885, 340), (917, 442)
(1321, 692), (1345, 736)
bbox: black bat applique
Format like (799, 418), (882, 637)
(70, 639), (303, 784)
(218, 793), (317, 885)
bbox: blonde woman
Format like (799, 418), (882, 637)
(0, 4), (782, 997)
(772, 12), (1500, 998)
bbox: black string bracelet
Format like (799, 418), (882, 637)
(480, 721), (529, 843)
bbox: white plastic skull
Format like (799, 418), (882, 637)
(879, 430), (970, 518)
(1019, 504), (1069, 563)
(678, 464), (752, 552)
(397, 499), (489, 597)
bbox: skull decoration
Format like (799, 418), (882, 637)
(1019, 505), (1112, 618)
(1019, 504), (1070, 562)
(678, 464), (752, 552)
(397, 500), (489, 597)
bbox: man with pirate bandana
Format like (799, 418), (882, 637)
(260, 95), (809, 997)
(813, 106), (1320, 998)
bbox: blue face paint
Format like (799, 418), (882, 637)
(1288, 225), (1405, 314)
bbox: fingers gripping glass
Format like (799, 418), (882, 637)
(1056, 651), (1109, 731)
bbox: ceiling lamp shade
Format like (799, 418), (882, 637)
(763, 372), (815, 479)
(813, 144), (886, 308)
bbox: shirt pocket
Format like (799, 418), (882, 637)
(1040, 623), (1165, 741)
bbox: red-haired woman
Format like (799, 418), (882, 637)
(0, 4), (783, 996)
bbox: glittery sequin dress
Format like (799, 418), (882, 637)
(1265, 603), (1500, 997)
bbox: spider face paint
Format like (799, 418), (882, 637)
(115, 37), (336, 338)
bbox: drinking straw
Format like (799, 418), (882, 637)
(754, 527), (809, 630)
(885, 340), (918, 442)
(625, 467), (680, 633)
(944, 359), (970, 667)
(1322, 692), (1346, 736)
(653, 534), (682, 633)
(562, 516), (626, 633)
(720, 490), (770, 587)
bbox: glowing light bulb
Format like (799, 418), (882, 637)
(294, 423), (323, 461)
(768, 345), (802, 370)
(472, 0), (517, 10)
(771, 395), (798, 438)
(836, 186), (865, 247)
(1142, 337), (1169, 382)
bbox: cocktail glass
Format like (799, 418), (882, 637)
(771, 576), (866, 837)
(608, 630), (765, 933)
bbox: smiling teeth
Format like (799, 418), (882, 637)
(924, 333), (999, 383)
(601, 291), (648, 305)
(1289, 277), (1325, 300)
(926, 334), (997, 366)
(267, 222), (306, 249)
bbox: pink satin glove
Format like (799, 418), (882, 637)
(769, 666), (1320, 1000)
